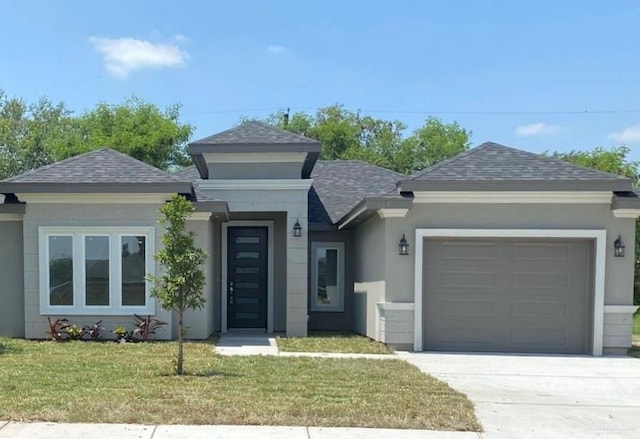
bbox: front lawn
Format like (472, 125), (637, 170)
(276, 331), (393, 354)
(630, 312), (640, 358)
(0, 338), (480, 431)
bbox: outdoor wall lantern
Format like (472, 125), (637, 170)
(293, 219), (302, 237)
(614, 235), (625, 257)
(399, 234), (409, 256)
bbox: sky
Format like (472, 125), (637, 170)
(2, 0), (640, 159)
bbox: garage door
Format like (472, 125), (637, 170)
(422, 238), (592, 354)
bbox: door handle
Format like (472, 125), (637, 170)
(229, 282), (234, 304)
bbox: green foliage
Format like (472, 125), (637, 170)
(0, 91), (193, 179)
(147, 195), (207, 374)
(112, 325), (132, 342)
(552, 146), (640, 305)
(66, 325), (84, 341)
(255, 104), (471, 174)
(550, 146), (639, 181)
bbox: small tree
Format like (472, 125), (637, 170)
(147, 195), (206, 375)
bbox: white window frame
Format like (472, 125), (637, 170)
(310, 242), (345, 312)
(39, 226), (155, 315)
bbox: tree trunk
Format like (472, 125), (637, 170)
(177, 309), (184, 375)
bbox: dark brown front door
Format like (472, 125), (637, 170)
(227, 227), (268, 329)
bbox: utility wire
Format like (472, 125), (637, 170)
(182, 107), (640, 116)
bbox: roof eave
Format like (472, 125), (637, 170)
(0, 182), (193, 194)
(337, 196), (414, 230)
(397, 179), (632, 192)
(192, 200), (229, 221)
(188, 142), (321, 154)
(0, 203), (26, 214)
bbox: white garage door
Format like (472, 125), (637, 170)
(422, 238), (592, 354)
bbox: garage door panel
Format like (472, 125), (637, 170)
(512, 243), (570, 261)
(423, 238), (591, 354)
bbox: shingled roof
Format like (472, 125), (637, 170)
(310, 160), (406, 224)
(0, 148), (192, 193)
(399, 142), (632, 192)
(190, 121), (320, 145)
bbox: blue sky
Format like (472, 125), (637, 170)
(2, 0), (640, 159)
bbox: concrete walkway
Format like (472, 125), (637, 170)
(401, 352), (640, 439)
(215, 333), (396, 359)
(0, 422), (481, 439)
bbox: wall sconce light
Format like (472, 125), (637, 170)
(399, 234), (409, 255)
(293, 219), (302, 238)
(614, 235), (625, 257)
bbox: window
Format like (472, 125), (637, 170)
(310, 242), (345, 312)
(39, 227), (154, 315)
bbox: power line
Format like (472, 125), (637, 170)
(182, 107), (640, 116)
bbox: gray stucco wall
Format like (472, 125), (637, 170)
(21, 203), (173, 340)
(212, 220), (222, 332)
(202, 186), (309, 336)
(308, 230), (354, 332)
(0, 220), (25, 337)
(208, 162), (302, 179)
(377, 202), (636, 350)
(183, 218), (215, 339)
(352, 215), (387, 339)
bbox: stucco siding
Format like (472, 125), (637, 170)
(22, 203), (173, 340)
(204, 185), (309, 336)
(0, 220), (25, 337)
(183, 219), (214, 339)
(207, 162), (302, 179)
(380, 202), (636, 352)
(352, 216), (386, 338)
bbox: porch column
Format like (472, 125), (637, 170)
(286, 210), (308, 337)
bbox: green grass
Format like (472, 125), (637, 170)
(630, 312), (640, 358)
(0, 338), (479, 431)
(276, 331), (393, 354)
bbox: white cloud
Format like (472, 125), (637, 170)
(608, 124), (640, 143)
(515, 122), (561, 137)
(174, 34), (189, 43)
(89, 37), (189, 78)
(266, 44), (289, 54)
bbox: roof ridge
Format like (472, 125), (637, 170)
(190, 120), (319, 145)
(480, 142), (629, 180)
(407, 145), (486, 180)
(316, 159), (405, 177)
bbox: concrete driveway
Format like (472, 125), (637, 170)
(401, 353), (640, 439)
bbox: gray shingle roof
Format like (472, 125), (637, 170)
(409, 142), (629, 182)
(173, 165), (200, 182)
(190, 121), (319, 145)
(310, 160), (405, 224)
(4, 148), (185, 184)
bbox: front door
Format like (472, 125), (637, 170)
(227, 227), (268, 329)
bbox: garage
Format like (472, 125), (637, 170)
(421, 237), (593, 354)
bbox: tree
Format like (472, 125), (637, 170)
(256, 105), (470, 174)
(552, 146), (640, 305)
(147, 195), (206, 375)
(65, 97), (193, 169)
(0, 91), (193, 179)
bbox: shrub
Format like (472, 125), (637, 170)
(113, 325), (133, 343)
(133, 314), (167, 341)
(46, 317), (69, 341)
(83, 320), (105, 341)
(66, 325), (84, 340)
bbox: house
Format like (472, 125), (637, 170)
(0, 121), (638, 355)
